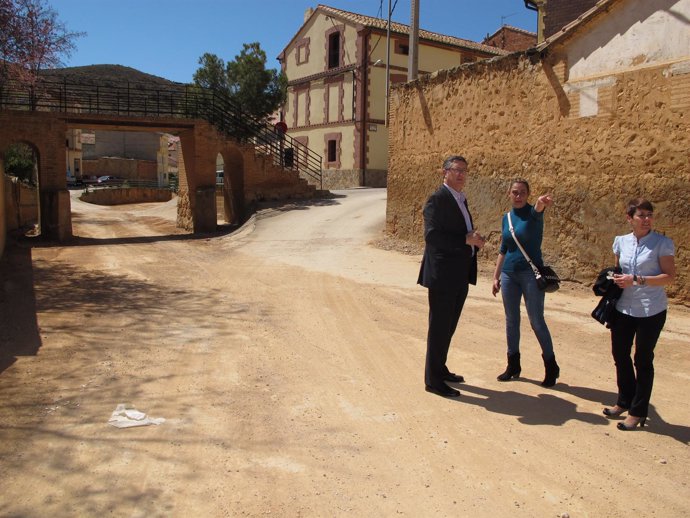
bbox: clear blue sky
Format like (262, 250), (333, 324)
(55, 1), (537, 83)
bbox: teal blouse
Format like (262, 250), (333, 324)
(499, 204), (544, 272)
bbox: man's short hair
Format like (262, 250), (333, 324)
(443, 155), (467, 170)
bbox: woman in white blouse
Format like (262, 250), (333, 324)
(604, 198), (675, 431)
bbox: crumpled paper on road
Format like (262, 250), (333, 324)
(108, 403), (165, 428)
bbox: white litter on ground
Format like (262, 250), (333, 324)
(108, 403), (165, 428)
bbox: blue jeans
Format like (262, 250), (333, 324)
(500, 270), (554, 359)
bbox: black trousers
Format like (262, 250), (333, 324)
(610, 309), (667, 418)
(425, 285), (468, 387)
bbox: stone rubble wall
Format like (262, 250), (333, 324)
(80, 187), (173, 205)
(386, 53), (689, 304)
(82, 157), (158, 181)
(3, 175), (38, 232)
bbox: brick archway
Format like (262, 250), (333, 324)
(0, 112), (234, 239)
(0, 112), (71, 240)
(1, 109), (315, 241)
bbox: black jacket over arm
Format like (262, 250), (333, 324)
(417, 186), (478, 290)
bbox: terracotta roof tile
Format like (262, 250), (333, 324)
(316, 4), (508, 56)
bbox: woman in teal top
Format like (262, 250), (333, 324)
(604, 198), (675, 431)
(491, 179), (560, 387)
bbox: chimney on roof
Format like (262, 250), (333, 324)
(304, 7), (314, 22)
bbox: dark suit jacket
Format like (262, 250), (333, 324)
(417, 185), (478, 290)
(591, 266), (623, 328)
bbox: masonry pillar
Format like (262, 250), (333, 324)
(39, 120), (72, 241)
(40, 188), (72, 241)
(194, 186), (216, 232)
(179, 125), (218, 233)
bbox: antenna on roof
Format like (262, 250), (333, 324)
(501, 12), (518, 26)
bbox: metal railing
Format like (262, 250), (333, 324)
(0, 77), (323, 188)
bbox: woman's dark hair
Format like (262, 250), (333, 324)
(509, 178), (530, 193)
(626, 197), (654, 217)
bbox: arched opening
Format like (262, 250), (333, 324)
(2, 142), (40, 236)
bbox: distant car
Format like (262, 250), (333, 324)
(216, 171), (224, 185)
(97, 175), (124, 185)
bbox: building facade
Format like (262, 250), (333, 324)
(278, 4), (506, 189)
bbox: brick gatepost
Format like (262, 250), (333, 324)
(0, 111), (72, 241)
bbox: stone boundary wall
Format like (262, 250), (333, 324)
(3, 175), (38, 231)
(80, 187), (172, 205)
(83, 157), (158, 181)
(386, 53), (689, 304)
(316, 169), (387, 190)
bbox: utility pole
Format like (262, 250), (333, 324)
(385, 0), (392, 125)
(408, 0), (419, 82)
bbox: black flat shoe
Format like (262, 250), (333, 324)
(425, 383), (460, 398)
(617, 417), (647, 431)
(444, 372), (465, 383)
(603, 406), (627, 418)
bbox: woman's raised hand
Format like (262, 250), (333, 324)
(535, 194), (554, 212)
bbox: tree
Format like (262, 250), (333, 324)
(193, 53), (228, 92)
(0, 0), (83, 85)
(5, 143), (37, 184)
(193, 42), (287, 122)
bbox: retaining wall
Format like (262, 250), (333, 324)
(387, 53), (689, 303)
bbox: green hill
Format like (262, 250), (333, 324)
(40, 64), (182, 87)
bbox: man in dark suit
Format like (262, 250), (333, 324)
(418, 155), (485, 398)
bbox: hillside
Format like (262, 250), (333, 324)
(40, 64), (183, 87)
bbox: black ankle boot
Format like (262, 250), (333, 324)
(497, 353), (521, 381)
(541, 354), (560, 387)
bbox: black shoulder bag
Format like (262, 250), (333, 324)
(507, 211), (560, 293)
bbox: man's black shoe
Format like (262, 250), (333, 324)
(444, 372), (465, 383)
(425, 383), (460, 398)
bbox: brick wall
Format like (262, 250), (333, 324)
(544, 0), (600, 38)
(386, 53), (689, 303)
(3, 175), (38, 231)
(483, 27), (537, 51)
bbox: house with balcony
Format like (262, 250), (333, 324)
(278, 4), (507, 189)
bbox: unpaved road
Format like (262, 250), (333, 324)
(1, 188), (689, 517)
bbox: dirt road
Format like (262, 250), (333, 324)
(1, 188), (689, 517)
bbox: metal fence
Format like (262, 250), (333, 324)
(0, 78), (323, 188)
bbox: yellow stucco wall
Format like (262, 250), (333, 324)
(284, 15), (360, 77)
(367, 125), (388, 169)
(289, 125), (356, 171)
(282, 10), (498, 187)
